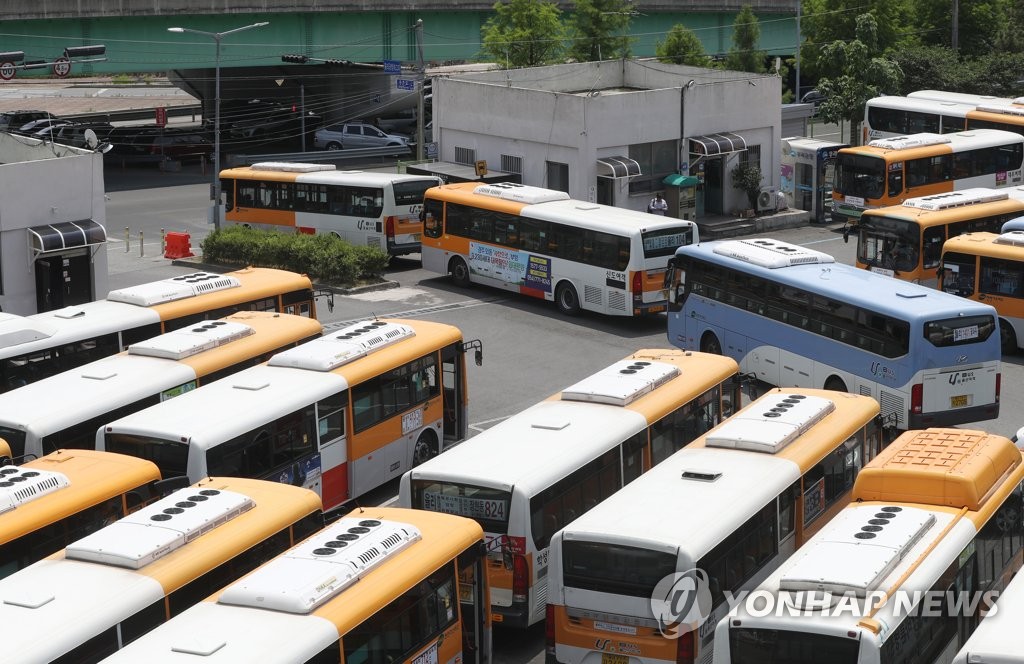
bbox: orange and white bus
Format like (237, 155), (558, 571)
(832, 129), (1024, 225)
(1, 476), (324, 663)
(0, 310), (322, 461)
(420, 182), (698, 316)
(220, 162), (441, 255)
(0, 449), (163, 579)
(100, 506), (491, 664)
(547, 389), (883, 664)
(940, 228), (1024, 353)
(100, 319), (481, 511)
(853, 187), (1024, 286)
(400, 349), (742, 628)
(0, 266), (318, 393)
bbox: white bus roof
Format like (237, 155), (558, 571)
(907, 90), (1016, 106)
(952, 568), (1024, 663)
(406, 398), (650, 495)
(867, 95), (975, 115)
(559, 446), (798, 558)
(864, 129), (1022, 152)
(524, 198), (697, 235)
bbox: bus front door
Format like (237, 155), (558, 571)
(442, 343), (467, 445)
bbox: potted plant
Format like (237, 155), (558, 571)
(731, 162), (763, 216)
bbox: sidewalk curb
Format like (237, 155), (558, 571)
(169, 257), (401, 295)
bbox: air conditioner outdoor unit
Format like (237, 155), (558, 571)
(757, 186), (778, 213)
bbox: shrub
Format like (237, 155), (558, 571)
(198, 226), (390, 284)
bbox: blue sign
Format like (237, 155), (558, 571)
(396, 78), (415, 91)
(383, 59), (402, 74)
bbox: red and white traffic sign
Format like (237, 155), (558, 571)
(52, 56), (71, 78)
(0, 62), (15, 81)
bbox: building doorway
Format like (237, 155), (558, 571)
(35, 252), (92, 312)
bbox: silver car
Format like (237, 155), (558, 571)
(314, 122), (409, 150)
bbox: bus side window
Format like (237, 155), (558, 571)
(888, 169), (903, 195)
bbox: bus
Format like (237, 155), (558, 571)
(907, 90), (1019, 107)
(951, 562), (1024, 664)
(903, 91), (1024, 139)
(100, 319), (481, 512)
(863, 96), (974, 142)
(0, 449), (162, 579)
(0, 311), (322, 461)
(546, 388), (883, 664)
(399, 348), (743, 628)
(419, 181), (698, 316)
(1, 476), (324, 663)
(99, 506), (491, 664)
(831, 129), (1024, 225)
(940, 228), (1024, 353)
(712, 427), (1024, 664)
(0, 266), (318, 393)
(853, 187), (1024, 286)
(665, 237), (1002, 430)
(220, 161), (442, 255)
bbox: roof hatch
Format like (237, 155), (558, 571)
(107, 272), (241, 307)
(218, 517), (421, 614)
(0, 465), (70, 515)
(868, 133), (950, 149)
(779, 506), (935, 597)
(561, 359), (680, 407)
(705, 393), (834, 454)
(902, 188), (1008, 210)
(268, 320), (414, 371)
(128, 320), (255, 360)
(712, 238), (835, 268)
(64, 487), (254, 569)
(473, 182), (570, 204)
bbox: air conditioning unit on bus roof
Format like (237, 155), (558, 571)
(868, 133), (950, 150)
(996, 231), (1024, 247)
(903, 188), (1009, 210)
(107, 272), (241, 307)
(712, 238), (835, 269)
(474, 182), (570, 205)
(976, 104), (1024, 117)
(251, 162), (336, 172)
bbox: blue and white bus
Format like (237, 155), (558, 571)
(665, 237), (1001, 430)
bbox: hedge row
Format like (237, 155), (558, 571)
(199, 227), (391, 285)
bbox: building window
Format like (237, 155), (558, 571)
(741, 144), (762, 170)
(629, 140), (676, 195)
(547, 161), (569, 193)
(454, 147), (476, 166)
(501, 154), (523, 175)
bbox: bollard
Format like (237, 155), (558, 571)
(160, 228), (166, 255)
(139, 231), (144, 257)
(125, 227), (129, 252)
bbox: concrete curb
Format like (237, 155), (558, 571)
(169, 257), (401, 295)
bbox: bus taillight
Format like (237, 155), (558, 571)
(513, 554), (529, 602)
(675, 629), (694, 664)
(632, 271), (643, 294)
(385, 216), (396, 239)
(911, 383), (923, 415)
(545, 604), (556, 660)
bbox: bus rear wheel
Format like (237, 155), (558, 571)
(556, 282), (581, 316)
(700, 332), (722, 355)
(449, 257), (471, 287)
(824, 376), (848, 393)
(1001, 319), (1018, 355)
(413, 430), (438, 466)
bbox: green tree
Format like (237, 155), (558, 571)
(908, 0), (1004, 58)
(566, 0), (634, 62)
(655, 24), (710, 66)
(800, 0), (911, 84)
(815, 13), (902, 145)
(731, 162), (763, 211)
(993, 0), (1024, 53)
(481, 0), (567, 68)
(724, 5), (766, 73)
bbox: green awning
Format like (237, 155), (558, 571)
(663, 174), (699, 187)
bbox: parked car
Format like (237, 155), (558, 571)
(314, 122), (410, 151)
(801, 89), (826, 114)
(0, 110), (54, 134)
(53, 122), (115, 148)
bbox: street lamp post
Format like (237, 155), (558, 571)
(168, 21), (269, 231)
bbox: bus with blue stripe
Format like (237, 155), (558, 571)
(665, 237), (1001, 431)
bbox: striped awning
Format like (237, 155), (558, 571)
(29, 219), (107, 255)
(689, 132), (748, 157)
(596, 155), (642, 179)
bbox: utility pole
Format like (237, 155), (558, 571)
(795, 0), (801, 102)
(415, 19), (426, 162)
(952, 0), (959, 51)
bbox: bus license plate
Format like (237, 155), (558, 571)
(950, 395), (969, 408)
(602, 655), (628, 664)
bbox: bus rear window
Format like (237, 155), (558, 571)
(642, 227), (694, 259)
(392, 179), (440, 206)
(728, 628), (859, 664)
(410, 479), (511, 534)
(561, 540), (676, 598)
(105, 434), (189, 480)
(924, 314), (996, 347)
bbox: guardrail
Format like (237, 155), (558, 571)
(225, 145), (412, 167)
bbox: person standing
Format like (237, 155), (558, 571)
(647, 192), (668, 215)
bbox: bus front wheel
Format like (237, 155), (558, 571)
(556, 282), (581, 316)
(413, 430), (438, 466)
(1001, 319), (1018, 355)
(700, 332), (722, 355)
(824, 376), (848, 393)
(449, 258), (471, 287)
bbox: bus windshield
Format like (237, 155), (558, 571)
(562, 540), (676, 598)
(105, 434), (189, 479)
(728, 628), (860, 664)
(642, 227), (694, 259)
(411, 480), (512, 534)
(392, 178), (442, 206)
(858, 215), (919, 271)
(940, 251), (978, 296)
(836, 154), (886, 199)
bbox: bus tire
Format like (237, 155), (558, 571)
(556, 282), (581, 316)
(449, 257), (471, 287)
(1000, 319), (1018, 355)
(700, 332), (722, 355)
(824, 376), (848, 393)
(413, 430), (438, 466)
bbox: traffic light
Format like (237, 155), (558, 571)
(0, 51), (24, 62)
(64, 45), (106, 58)
(281, 54), (309, 64)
